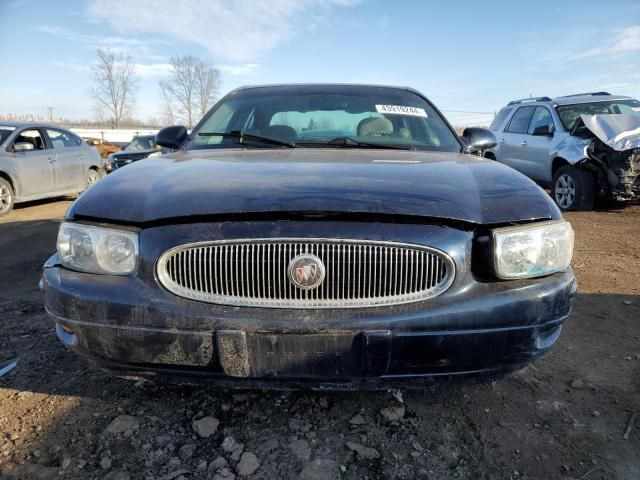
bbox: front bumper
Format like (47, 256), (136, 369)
(43, 256), (576, 388)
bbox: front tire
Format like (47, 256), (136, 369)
(86, 168), (100, 188)
(0, 178), (14, 216)
(552, 165), (595, 211)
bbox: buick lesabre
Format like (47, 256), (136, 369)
(42, 84), (576, 388)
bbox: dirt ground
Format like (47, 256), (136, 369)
(0, 198), (638, 480)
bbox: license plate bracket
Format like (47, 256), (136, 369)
(247, 333), (360, 378)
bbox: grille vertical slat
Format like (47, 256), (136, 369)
(157, 239), (454, 308)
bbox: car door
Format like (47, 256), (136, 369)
(518, 107), (555, 181)
(496, 106), (535, 174)
(45, 128), (85, 191)
(10, 128), (58, 197)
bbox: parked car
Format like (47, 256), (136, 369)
(485, 92), (640, 210)
(105, 134), (169, 173)
(42, 84), (576, 388)
(0, 122), (103, 215)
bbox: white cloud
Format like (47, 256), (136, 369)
(85, 0), (361, 62)
(608, 25), (640, 54)
(48, 54), (171, 80)
(219, 63), (260, 76)
(34, 25), (163, 58)
(561, 25), (640, 61)
(135, 63), (173, 78)
(50, 58), (92, 74)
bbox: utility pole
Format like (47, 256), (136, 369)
(46, 107), (54, 123)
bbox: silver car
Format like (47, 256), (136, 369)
(485, 92), (640, 210)
(0, 122), (103, 215)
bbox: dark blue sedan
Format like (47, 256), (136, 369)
(42, 84), (576, 388)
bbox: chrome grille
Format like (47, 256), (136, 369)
(156, 239), (455, 308)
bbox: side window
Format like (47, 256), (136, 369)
(71, 133), (84, 146)
(46, 129), (75, 149)
(527, 107), (553, 135)
(14, 129), (47, 151)
(505, 106), (535, 134)
(490, 108), (511, 130)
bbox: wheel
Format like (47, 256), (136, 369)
(552, 165), (595, 211)
(0, 178), (14, 216)
(86, 169), (100, 188)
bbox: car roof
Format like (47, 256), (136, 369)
(551, 94), (632, 106)
(230, 83), (418, 95)
(0, 121), (69, 129)
(503, 93), (633, 109)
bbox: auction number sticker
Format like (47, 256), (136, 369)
(375, 105), (427, 117)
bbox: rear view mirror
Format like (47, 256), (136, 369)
(156, 126), (188, 150)
(461, 127), (498, 154)
(14, 142), (34, 152)
(532, 124), (555, 136)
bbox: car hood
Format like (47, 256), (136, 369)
(68, 148), (557, 226)
(579, 114), (640, 151)
(111, 149), (157, 160)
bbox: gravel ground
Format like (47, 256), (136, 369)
(0, 198), (638, 480)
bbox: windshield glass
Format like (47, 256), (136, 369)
(556, 99), (640, 130)
(0, 126), (16, 145)
(125, 136), (156, 151)
(189, 85), (461, 152)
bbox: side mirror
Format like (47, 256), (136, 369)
(156, 126), (188, 150)
(14, 142), (35, 152)
(461, 127), (498, 154)
(532, 123), (555, 136)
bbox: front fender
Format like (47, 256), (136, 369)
(550, 136), (590, 165)
(0, 166), (19, 198)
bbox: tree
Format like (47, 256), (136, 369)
(159, 81), (176, 125)
(159, 56), (221, 128)
(91, 49), (138, 128)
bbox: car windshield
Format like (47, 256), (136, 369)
(0, 126), (16, 145)
(125, 136), (156, 151)
(556, 99), (640, 130)
(189, 85), (461, 152)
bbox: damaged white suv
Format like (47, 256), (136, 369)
(486, 92), (640, 210)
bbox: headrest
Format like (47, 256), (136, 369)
(262, 125), (297, 142)
(357, 117), (393, 136)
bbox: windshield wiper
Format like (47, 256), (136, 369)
(198, 130), (296, 148)
(300, 136), (415, 150)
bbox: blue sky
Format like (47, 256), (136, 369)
(0, 0), (639, 126)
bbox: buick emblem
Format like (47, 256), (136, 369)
(287, 254), (325, 290)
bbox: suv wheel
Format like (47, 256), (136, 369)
(552, 165), (595, 211)
(0, 178), (15, 216)
(86, 169), (100, 188)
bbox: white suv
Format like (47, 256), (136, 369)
(485, 92), (640, 211)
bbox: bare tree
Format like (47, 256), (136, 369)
(159, 56), (221, 128)
(91, 49), (138, 128)
(195, 61), (221, 119)
(159, 81), (176, 125)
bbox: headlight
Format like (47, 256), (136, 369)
(492, 221), (573, 279)
(57, 222), (138, 275)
